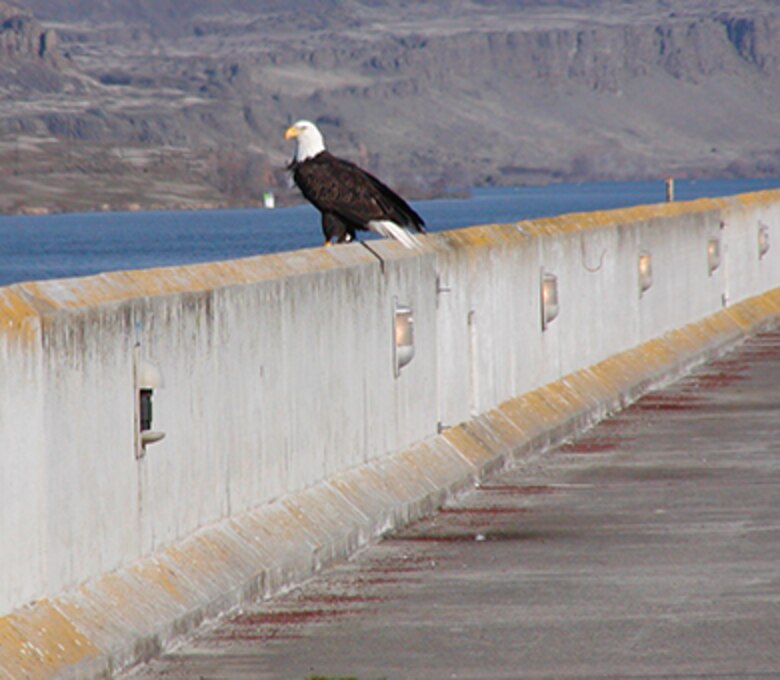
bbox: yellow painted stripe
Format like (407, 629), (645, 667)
(441, 425), (500, 469)
(2, 286), (780, 678)
(0, 289), (41, 345)
(4, 189), (778, 330)
(0, 601), (99, 679)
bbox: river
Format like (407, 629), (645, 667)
(1, 178), (779, 287)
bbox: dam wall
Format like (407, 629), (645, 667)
(1, 190), (780, 677)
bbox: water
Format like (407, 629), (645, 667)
(1, 177), (779, 287)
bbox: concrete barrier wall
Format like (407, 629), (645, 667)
(1, 190), (779, 675)
(432, 194), (777, 426)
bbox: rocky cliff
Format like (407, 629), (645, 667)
(1, 0), (780, 214)
(0, 1), (87, 92)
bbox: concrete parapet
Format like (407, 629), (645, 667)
(1, 191), (780, 677)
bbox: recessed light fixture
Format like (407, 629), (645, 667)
(707, 238), (721, 275)
(758, 223), (770, 259)
(541, 270), (559, 330)
(134, 350), (165, 457)
(638, 251), (653, 296)
(393, 300), (415, 377)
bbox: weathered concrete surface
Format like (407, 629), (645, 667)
(3, 192), (780, 679)
(125, 326), (780, 679)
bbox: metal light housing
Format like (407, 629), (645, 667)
(707, 238), (721, 275)
(759, 224), (770, 259)
(541, 270), (559, 330)
(134, 355), (165, 456)
(393, 300), (415, 377)
(638, 251), (653, 296)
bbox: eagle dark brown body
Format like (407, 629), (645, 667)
(285, 121), (425, 248)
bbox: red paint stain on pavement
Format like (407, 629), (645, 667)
(476, 484), (557, 495)
(392, 530), (549, 543)
(624, 393), (703, 412)
(354, 576), (424, 586)
(365, 564), (429, 573)
(681, 370), (746, 390)
(300, 594), (385, 605)
(557, 436), (623, 454)
(230, 609), (359, 626)
(212, 629), (303, 643)
(439, 506), (532, 515)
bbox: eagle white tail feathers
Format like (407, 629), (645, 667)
(368, 220), (423, 250)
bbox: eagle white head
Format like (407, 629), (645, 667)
(284, 120), (326, 162)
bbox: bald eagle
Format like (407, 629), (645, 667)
(284, 120), (425, 249)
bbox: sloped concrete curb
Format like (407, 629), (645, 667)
(2, 288), (780, 679)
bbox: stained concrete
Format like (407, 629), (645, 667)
(125, 325), (780, 679)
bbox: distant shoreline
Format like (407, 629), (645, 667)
(5, 172), (780, 220)
(1, 187), (472, 219)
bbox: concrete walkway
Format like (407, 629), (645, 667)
(125, 327), (780, 680)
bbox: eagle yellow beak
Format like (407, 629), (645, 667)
(284, 125), (301, 140)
